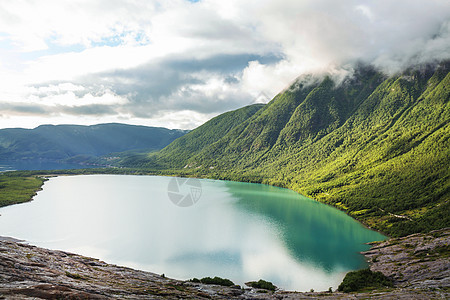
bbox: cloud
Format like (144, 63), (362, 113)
(0, 103), (49, 115)
(0, 0), (156, 51)
(61, 104), (117, 116)
(0, 0), (449, 129)
(23, 52), (280, 121)
(257, 0), (450, 73)
(90, 53), (280, 109)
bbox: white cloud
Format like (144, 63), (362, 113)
(143, 109), (216, 130)
(0, 0), (449, 129)
(30, 89), (127, 108)
(241, 60), (304, 99)
(23, 45), (158, 83)
(0, 0), (156, 51)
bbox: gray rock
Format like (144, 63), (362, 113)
(0, 229), (449, 299)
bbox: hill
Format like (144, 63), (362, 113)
(119, 104), (265, 168)
(0, 123), (189, 162)
(132, 62), (449, 237)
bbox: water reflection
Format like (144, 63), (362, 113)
(226, 181), (385, 272)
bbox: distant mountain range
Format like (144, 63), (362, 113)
(123, 61), (449, 237)
(0, 123), (189, 161)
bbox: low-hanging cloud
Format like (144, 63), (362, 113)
(257, 0), (450, 74)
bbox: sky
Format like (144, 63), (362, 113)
(0, 0), (449, 130)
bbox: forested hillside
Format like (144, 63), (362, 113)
(121, 104), (265, 168)
(132, 62), (449, 237)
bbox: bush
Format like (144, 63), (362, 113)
(246, 279), (277, 291)
(190, 276), (235, 287)
(338, 268), (393, 292)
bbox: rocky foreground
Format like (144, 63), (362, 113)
(0, 229), (448, 299)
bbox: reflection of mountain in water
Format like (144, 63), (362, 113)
(226, 181), (386, 272)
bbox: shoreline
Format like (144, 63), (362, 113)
(0, 229), (448, 299)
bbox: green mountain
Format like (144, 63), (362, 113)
(0, 123), (189, 161)
(120, 104), (265, 168)
(132, 62), (450, 237)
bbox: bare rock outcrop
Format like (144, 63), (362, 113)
(0, 229), (448, 299)
(363, 228), (449, 291)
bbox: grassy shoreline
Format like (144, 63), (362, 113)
(0, 174), (47, 208)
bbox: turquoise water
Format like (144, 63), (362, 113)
(0, 175), (385, 291)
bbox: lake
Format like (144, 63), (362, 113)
(0, 175), (385, 291)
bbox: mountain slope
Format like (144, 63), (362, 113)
(120, 104), (264, 168)
(0, 123), (189, 161)
(145, 62), (450, 237)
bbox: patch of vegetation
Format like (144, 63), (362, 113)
(0, 174), (46, 207)
(65, 271), (87, 280)
(338, 268), (393, 292)
(190, 276), (235, 287)
(414, 244), (450, 260)
(166, 284), (186, 292)
(246, 279), (277, 291)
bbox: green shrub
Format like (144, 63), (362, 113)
(191, 276), (235, 287)
(246, 279), (277, 291)
(338, 268), (393, 292)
